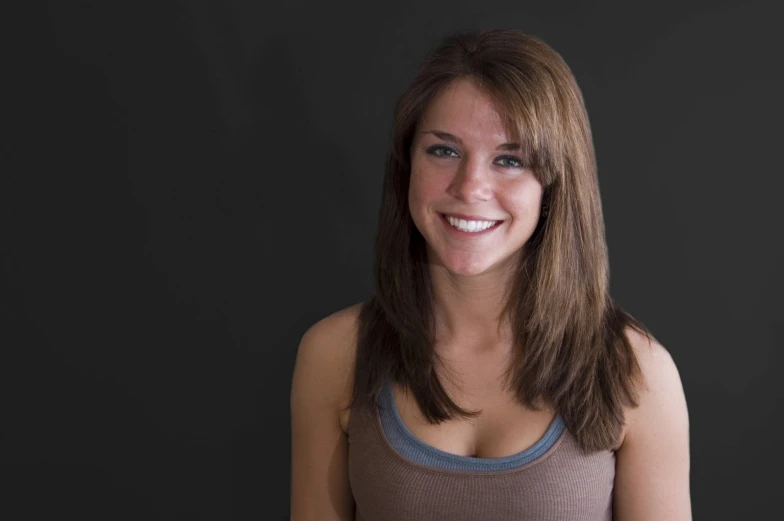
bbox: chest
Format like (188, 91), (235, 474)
(391, 373), (557, 459)
(349, 399), (616, 521)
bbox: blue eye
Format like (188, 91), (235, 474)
(426, 145), (459, 158)
(495, 155), (525, 168)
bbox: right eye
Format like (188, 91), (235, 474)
(426, 145), (459, 158)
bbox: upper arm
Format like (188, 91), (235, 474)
(613, 330), (692, 521)
(290, 307), (359, 521)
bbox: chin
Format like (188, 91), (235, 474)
(438, 256), (497, 277)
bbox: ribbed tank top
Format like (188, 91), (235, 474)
(347, 380), (616, 520)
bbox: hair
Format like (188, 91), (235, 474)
(346, 28), (654, 453)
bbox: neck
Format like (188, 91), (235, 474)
(428, 263), (517, 351)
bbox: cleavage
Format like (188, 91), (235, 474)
(391, 381), (555, 459)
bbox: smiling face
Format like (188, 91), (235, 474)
(408, 77), (544, 278)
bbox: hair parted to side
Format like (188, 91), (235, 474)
(347, 28), (653, 453)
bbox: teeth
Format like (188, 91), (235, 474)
(445, 215), (498, 232)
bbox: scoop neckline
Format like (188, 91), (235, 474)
(376, 378), (567, 472)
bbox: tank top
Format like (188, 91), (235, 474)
(347, 379), (616, 520)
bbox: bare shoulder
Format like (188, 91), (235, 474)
(625, 325), (685, 407)
(621, 326), (688, 440)
(613, 327), (692, 519)
(300, 302), (363, 355)
(290, 303), (363, 520)
(293, 302), (363, 431)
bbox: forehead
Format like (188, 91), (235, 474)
(417, 78), (515, 144)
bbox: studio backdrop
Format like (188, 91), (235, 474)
(2, 1), (782, 519)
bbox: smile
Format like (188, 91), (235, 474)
(440, 214), (504, 234)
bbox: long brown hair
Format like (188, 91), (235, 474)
(347, 29), (653, 453)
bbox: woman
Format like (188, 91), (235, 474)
(290, 29), (691, 520)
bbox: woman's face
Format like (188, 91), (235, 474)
(408, 78), (544, 278)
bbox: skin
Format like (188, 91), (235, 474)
(290, 78), (691, 521)
(408, 78), (543, 348)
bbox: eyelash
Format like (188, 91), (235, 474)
(425, 145), (525, 169)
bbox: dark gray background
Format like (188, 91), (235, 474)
(2, 0), (782, 519)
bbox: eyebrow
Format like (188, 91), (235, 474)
(422, 130), (521, 152)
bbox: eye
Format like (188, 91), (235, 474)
(426, 145), (459, 158)
(495, 155), (525, 169)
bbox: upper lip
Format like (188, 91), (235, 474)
(442, 212), (503, 222)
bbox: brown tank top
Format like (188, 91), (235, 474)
(347, 381), (616, 520)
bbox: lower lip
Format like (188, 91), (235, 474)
(440, 214), (504, 237)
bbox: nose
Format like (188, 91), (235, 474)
(446, 156), (492, 203)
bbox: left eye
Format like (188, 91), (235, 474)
(495, 156), (524, 168)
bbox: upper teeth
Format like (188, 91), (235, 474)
(446, 215), (498, 232)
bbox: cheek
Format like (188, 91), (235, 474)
(408, 169), (443, 209)
(505, 183), (544, 220)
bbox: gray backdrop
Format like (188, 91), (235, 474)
(2, 0), (782, 519)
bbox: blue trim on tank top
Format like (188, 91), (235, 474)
(379, 378), (566, 471)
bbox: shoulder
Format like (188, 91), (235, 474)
(618, 326), (687, 444)
(613, 327), (692, 518)
(290, 303), (363, 519)
(299, 302), (363, 354)
(293, 302), (363, 431)
(624, 326), (688, 429)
